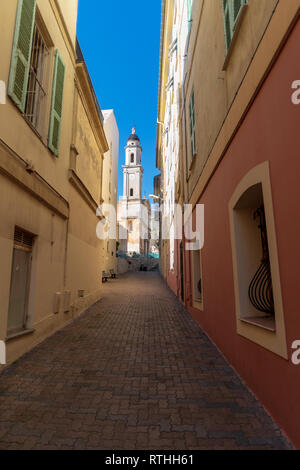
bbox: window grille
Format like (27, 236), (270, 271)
(25, 24), (49, 135)
(14, 227), (34, 249)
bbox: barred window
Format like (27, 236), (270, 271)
(25, 24), (49, 135)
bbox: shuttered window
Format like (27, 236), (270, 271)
(222, 0), (247, 52)
(48, 50), (65, 156)
(189, 91), (196, 159)
(24, 24), (49, 134)
(8, 0), (37, 112)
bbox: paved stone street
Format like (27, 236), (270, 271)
(0, 272), (291, 450)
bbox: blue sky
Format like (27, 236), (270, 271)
(77, 0), (162, 200)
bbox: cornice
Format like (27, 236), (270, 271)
(75, 64), (109, 156)
(68, 168), (99, 213)
(49, 0), (77, 64)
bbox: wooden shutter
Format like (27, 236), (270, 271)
(222, 0), (232, 51)
(8, 0), (37, 112)
(233, 0), (245, 24)
(48, 50), (65, 156)
(189, 92), (196, 158)
(222, 0), (247, 51)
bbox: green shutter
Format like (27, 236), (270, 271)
(222, 0), (247, 51)
(48, 50), (65, 156)
(233, 0), (244, 23)
(8, 0), (37, 112)
(187, 0), (193, 32)
(222, 0), (232, 52)
(189, 92), (196, 158)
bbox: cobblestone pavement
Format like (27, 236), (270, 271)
(0, 272), (292, 450)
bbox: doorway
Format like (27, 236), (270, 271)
(7, 228), (34, 336)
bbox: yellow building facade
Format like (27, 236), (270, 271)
(0, 0), (108, 364)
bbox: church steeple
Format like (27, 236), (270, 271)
(122, 127), (143, 200)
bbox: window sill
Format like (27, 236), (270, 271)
(222, 4), (248, 71)
(193, 299), (203, 311)
(241, 316), (276, 332)
(23, 115), (44, 142)
(8, 96), (55, 157)
(6, 328), (35, 342)
(187, 153), (197, 181)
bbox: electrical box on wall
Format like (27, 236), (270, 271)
(64, 291), (71, 312)
(53, 292), (62, 314)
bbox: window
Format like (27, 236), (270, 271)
(128, 222), (133, 232)
(222, 0), (247, 52)
(229, 162), (288, 358)
(131, 153), (134, 163)
(25, 24), (49, 135)
(7, 227), (35, 337)
(192, 249), (203, 308)
(189, 91), (196, 159)
(130, 188), (134, 197)
(232, 184), (276, 326)
(8, 0), (65, 155)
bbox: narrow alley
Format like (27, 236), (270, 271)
(0, 273), (291, 450)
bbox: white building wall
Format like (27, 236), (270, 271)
(102, 110), (119, 271)
(161, 0), (192, 269)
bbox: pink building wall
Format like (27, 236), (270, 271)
(184, 19), (300, 448)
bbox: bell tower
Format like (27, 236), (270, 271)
(122, 128), (143, 200)
(118, 127), (150, 256)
